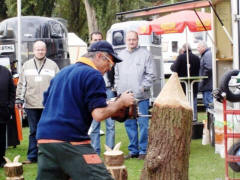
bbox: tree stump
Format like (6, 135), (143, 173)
(141, 73), (192, 180)
(104, 142), (128, 180)
(4, 155), (24, 180)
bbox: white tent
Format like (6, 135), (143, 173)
(68, 32), (87, 64)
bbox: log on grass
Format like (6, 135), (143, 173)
(141, 73), (192, 180)
(104, 143), (128, 180)
(107, 165), (127, 180)
(4, 155), (24, 180)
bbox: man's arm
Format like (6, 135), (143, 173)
(8, 71), (16, 109)
(170, 55), (181, 73)
(92, 91), (134, 122)
(114, 64), (119, 92)
(15, 65), (26, 108)
(202, 52), (212, 76)
(142, 53), (155, 89)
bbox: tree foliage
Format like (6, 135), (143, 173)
(53, 0), (89, 42)
(2, 0), (181, 41)
(5, 0), (56, 17)
(0, 0), (7, 21)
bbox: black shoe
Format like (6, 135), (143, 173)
(138, 154), (146, 160)
(22, 159), (37, 165)
(124, 154), (139, 159)
(0, 162), (6, 168)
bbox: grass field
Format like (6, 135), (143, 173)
(1, 112), (240, 180)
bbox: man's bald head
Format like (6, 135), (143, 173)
(33, 41), (47, 60)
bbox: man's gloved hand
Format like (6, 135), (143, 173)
(111, 107), (130, 123)
(15, 99), (24, 109)
(111, 91), (137, 123)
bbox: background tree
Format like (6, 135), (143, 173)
(83, 0), (98, 41)
(53, 0), (88, 41)
(2, 0), (186, 42)
(0, 0), (7, 21)
(5, 0), (56, 16)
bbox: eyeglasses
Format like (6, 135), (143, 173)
(101, 53), (114, 68)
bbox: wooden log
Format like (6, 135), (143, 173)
(4, 164), (23, 177)
(107, 165), (128, 180)
(104, 143), (128, 180)
(141, 73), (192, 180)
(104, 151), (124, 166)
(6, 176), (24, 180)
(4, 155), (24, 180)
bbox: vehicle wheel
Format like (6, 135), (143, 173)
(209, 115), (215, 147)
(228, 142), (240, 172)
(220, 70), (240, 102)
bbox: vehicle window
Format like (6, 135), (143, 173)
(152, 32), (161, 45)
(112, 30), (124, 46)
(172, 41), (178, 53)
(22, 22), (41, 38)
(50, 21), (64, 38)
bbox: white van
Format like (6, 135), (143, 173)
(106, 20), (163, 103)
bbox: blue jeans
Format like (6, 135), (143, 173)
(193, 96), (197, 121)
(203, 91), (213, 109)
(25, 108), (43, 161)
(90, 88), (115, 155)
(124, 99), (149, 155)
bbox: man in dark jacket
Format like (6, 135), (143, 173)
(197, 41), (213, 109)
(171, 43), (200, 121)
(0, 65), (15, 167)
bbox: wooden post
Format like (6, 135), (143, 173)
(141, 73), (192, 180)
(104, 142), (128, 180)
(4, 155), (24, 180)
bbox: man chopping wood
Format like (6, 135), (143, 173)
(36, 40), (134, 180)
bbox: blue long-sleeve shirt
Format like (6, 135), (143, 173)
(37, 59), (107, 141)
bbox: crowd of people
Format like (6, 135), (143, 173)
(0, 30), (213, 179)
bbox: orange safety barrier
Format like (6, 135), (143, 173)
(13, 76), (23, 141)
(14, 105), (23, 141)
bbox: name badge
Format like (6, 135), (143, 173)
(35, 76), (42, 82)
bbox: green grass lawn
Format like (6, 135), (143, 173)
(1, 112), (240, 180)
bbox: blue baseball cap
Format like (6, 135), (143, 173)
(88, 40), (122, 63)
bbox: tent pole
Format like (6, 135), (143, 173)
(186, 28), (191, 102)
(186, 28), (190, 79)
(207, 0), (233, 44)
(186, 28), (194, 119)
(193, 9), (215, 46)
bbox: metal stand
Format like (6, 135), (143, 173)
(223, 98), (240, 180)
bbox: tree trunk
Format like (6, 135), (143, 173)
(4, 155), (24, 180)
(141, 73), (192, 180)
(83, 0), (98, 38)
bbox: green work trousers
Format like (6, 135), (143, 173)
(36, 142), (113, 180)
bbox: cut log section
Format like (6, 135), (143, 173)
(104, 150), (124, 166)
(4, 155), (24, 180)
(141, 73), (192, 180)
(107, 165), (128, 180)
(5, 176), (24, 180)
(104, 143), (128, 180)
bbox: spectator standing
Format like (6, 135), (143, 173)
(36, 41), (134, 180)
(15, 41), (59, 164)
(115, 31), (154, 160)
(170, 43), (200, 121)
(197, 41), (213, 109)
(89, 32), (116, 154)
(0, 65), (15, 168)
(90, 31), (103, 43)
